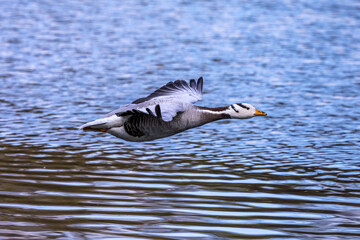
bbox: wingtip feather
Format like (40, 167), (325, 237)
(197, 77), (203, 93)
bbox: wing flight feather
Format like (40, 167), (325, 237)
(106, 77), (204, 122)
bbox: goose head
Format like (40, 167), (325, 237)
(228, 103), (267, 119)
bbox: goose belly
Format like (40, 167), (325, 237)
(106, 111), (201, 142)
(107, 126), (180, 142)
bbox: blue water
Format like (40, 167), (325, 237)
(1, 0), (360, 239)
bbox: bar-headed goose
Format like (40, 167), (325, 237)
(80, 77), (267, 142)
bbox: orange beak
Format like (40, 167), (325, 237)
(254, 109), (267, 116)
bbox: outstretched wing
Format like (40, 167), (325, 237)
(132, 77), (203, 104)
(106, 77), (204, 122)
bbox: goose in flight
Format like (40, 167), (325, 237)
(80, 77), (267, 142)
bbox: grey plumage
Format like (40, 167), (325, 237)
(104, 77), (203, 121)
(132, 77), (203, 104)
(79, 77), (267, 142)
(80, 77), (207, 141)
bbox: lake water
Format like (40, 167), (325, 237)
(1, 0), (360, 239)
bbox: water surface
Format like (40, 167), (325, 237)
(1, 0), (360, 239)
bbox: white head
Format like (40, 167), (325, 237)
(227, 103), (267, 119)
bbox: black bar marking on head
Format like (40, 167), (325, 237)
(237, 103), (250, 110)
(231, 104), (239, 113)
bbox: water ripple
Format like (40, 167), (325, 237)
(1, 0), (360, 239)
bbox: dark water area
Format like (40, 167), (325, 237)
(1, 0), (360, 239)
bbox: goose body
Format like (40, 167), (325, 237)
(80, 77), (266, 142)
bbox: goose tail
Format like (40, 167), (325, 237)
(79, 115), (123, 132)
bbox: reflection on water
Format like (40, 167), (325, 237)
(1, 0), (360, 239)
(1, 142), (360, 239)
